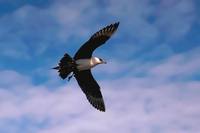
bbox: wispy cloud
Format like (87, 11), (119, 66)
(0, 0), (197, 60)
(0, 46), (200, 133)
(0, 70), (31, 88)
(0, 0), (199, 133)
(0, 73), (199, 133)
(156, 0), (196, 40)
(0, 4), (56, 59)
(149, 47), (200, 81)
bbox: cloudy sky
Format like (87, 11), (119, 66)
(0, 0), (200, 133)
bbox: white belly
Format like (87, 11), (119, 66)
(75, 59), (95, 71)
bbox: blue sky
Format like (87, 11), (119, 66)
(0, 0), (200, 133)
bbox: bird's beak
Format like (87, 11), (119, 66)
(102, 61), (107, 64)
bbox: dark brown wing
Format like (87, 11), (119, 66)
(74, 22), (119, 60)
(74, 70), (105, 112)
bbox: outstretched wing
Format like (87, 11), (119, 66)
(74, 70), (105, 112)
(74, 22), (119, 60)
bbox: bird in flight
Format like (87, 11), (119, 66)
(53, 22), (119, 112)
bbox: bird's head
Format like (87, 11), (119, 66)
(93, 57), (107, 65)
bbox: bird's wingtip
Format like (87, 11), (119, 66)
(100, 107), (106, 112)
(112, 22), (119, 29)
(96, 105), (106, 112)
(86, 95), (106, 112)
(115, 21), (120, 26)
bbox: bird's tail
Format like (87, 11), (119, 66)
(53, 53), (75, 79)
(52, 66), (59, 70)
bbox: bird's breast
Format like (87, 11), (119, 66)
(75, 59), (96, 71)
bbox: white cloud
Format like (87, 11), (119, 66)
(107, 0), (159, 42)
(0, 0), (113, 59)
(0, 5), (56, 59)
(156, 0), (195, 40)
(1, 46), (200, 133)
(0, 70), (31, 88)
(107, 0), (196, 43)
(0, 0), (196, 60)
(149, 47), (200, 80)
(0, 0), (199, 133)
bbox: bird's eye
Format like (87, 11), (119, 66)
(99, 58), (103, 61)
